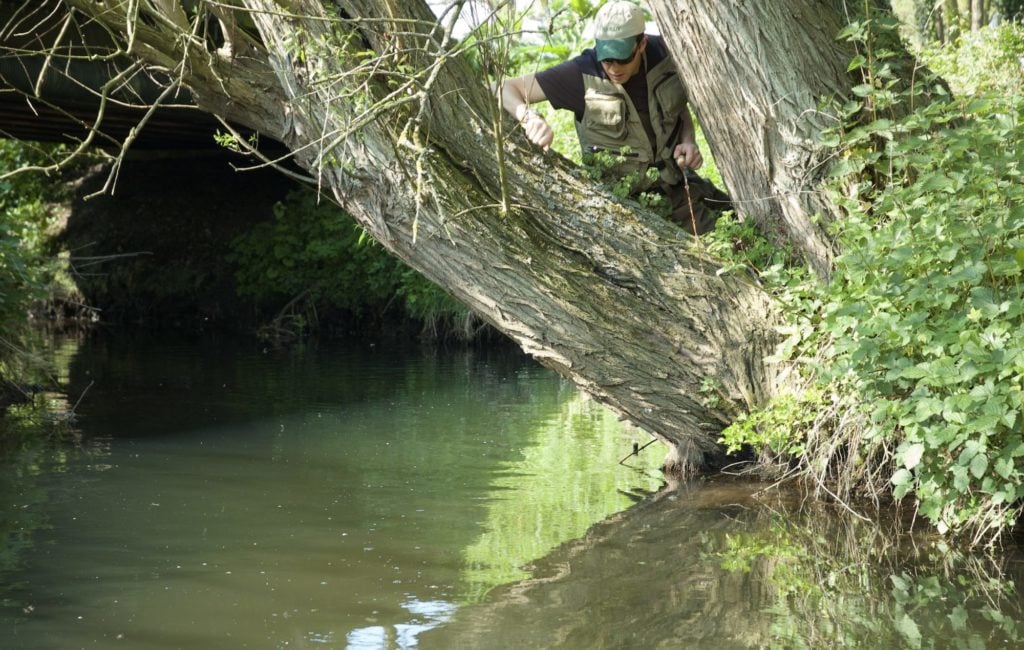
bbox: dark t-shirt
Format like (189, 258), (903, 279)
(535, 34), (673, 148)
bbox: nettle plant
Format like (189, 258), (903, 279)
(822, 19), (1024, 540)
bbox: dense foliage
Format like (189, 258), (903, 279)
(228, 187), (474, 339)
(0, 141), (60, 336)
(895, 0), (1024, 44)
(717, 17), (1024, 543)
(0, 141), (82, 399)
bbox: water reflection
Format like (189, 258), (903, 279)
(711, 502), (1024, 649)
(347, 598), (456, 649)
(461, 397), (663, 600)
(423, 480), (1024, 649)
(0, 333), (663, 649)
(9, 333), (1023, 649)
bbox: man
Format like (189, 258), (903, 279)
(500, 1), (729, 234)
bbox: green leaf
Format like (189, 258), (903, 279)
(913, 398), (943, 423)
(970, 453), (989, 480)
(890, 574), (909, 591)
(919, 172), (954, 192)
(958, 442), (979, 466)
(893, 481), (913, 500)
(903, 443), (925, 470)
(995, 457), (1014, 479)
(948, 605), (968, 631)
(837, 22), (865, 41)
(852, 83), (875, 97)
(953, 466), (970, 493)
(897, 613), (922, 647)
(891, 468), (913, 486)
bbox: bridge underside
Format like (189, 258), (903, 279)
(0, 49), (258, 150)
(1, 1), (259, 151)
(0, 87), (233, 150)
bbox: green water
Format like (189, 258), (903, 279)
(3, 334), (1024, 649)
(0, 334), (663, 648)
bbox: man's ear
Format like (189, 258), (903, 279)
(638, 35), (649, 53)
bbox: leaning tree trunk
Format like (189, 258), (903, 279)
(42, 0), (779, 472)
(33, 0), (885, 471)
(651, 0), (859, 274)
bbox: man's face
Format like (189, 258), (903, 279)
(600, 36), (647, 85)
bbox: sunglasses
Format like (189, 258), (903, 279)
(603, 39), (641, 66)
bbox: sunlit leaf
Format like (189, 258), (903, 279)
(970, 453), (989, 480)
(948, 605), (968, 631)
(891, 468), (913, 486)
(903, 443), (924, 470)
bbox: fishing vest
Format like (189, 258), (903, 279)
(575, 53), (688, 190)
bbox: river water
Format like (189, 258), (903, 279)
(1, 333), (1023, 649)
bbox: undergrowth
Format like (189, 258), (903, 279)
(228, 187), (475, 340)
(710, 18), (1024, 545)
(0, 141), (85, 387)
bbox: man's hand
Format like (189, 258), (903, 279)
(673, 142), (703, 171)
(521, 109), (553, 152)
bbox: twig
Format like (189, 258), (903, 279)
(618, 437), (659, 465)
(69, 379), (94, 416)
(681, 169), (699, 238)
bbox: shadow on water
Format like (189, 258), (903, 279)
(422, 478), (1024, 649)
(5, 331), (1024, 648)
(0, 331), (665, 649)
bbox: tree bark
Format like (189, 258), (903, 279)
(944, 0), (962, 41)
(972, 0), (987, 29)
(652, 1), (887, 276)
(14, 0), (884, 471)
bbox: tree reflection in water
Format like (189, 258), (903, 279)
(424, 479), (1024, 649)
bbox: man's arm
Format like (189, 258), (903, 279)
(500, 73), (554, 151)
(673, 105), (703, 171)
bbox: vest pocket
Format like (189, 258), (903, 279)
(651, 74), (688, 161)
(653, 74), (687, 119)
(582, 91), (628, 142)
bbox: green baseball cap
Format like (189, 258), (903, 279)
(594, 1), (646, 61)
